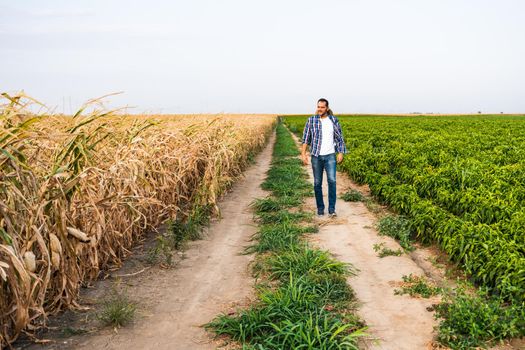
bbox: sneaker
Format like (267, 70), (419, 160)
(317, 212), (325, 217)
(328, 212), (337, 218)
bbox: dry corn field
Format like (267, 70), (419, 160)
(0, 93), (276, 347)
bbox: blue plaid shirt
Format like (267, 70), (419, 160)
(301, 114), (347, 157)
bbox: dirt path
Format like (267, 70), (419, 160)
(291, 134), (439, 349)
(29, 131), (275, 350)
(306, 176), (438, 349)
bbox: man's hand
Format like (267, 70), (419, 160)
(301, 143), (309, 165)
(337, 153), (343, 164)
(302, 153), (309, 165)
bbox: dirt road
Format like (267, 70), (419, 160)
(294, 133), (439, 350)
(305, 176), (438, 349)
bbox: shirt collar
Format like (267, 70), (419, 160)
(315, 114), (333, 120)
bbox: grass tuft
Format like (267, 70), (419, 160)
(394, 274), (442, 298)
(97, 288), (136, 327)
(265, 245), (354, 282)
(372, 242), (403, 258)
(340, 189), (364, 202)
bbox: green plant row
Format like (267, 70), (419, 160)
(206, 121), (365, 349)
(284, 115), (525, 300)
(283, 114), (525, 349)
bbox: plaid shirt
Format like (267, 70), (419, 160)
(301, 114), (347, 157)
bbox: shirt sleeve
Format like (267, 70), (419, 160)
(334, 118), (348, 154)
(301, 117), (312, 145)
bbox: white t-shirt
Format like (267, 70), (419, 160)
(319, 117), (335, 155)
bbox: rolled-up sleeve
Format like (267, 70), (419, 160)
(301, 118), (312, 145)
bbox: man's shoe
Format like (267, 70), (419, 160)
(328, 212), (337, 218)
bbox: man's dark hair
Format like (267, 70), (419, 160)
(317, 98), (333, 115)
(318, 98), (329, 107)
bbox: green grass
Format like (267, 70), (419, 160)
(206, 121), (365, 348)
(272, 121), (301, 158)
(245, 222), (305, 253)
(255, 210), (311, 225)
(372, 243), (403, 258)
(261, 158), (313, 201)
(251, 197), (284, 213)
(264, 245), (355, 282)
(340, 189), (364, 202)
(252, 195), (303, 214)
(206, 276), (364, 349)
(147, 203), (213, 265)
(97, 289), (136, 327)
(393, 274), (442, 298)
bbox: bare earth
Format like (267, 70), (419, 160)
(305, 172), (438, 350)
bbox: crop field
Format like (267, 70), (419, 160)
(284, 114), (525, 302)
(0, 94), (276, 347)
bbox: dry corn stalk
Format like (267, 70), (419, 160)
(0, 93), (276, 347)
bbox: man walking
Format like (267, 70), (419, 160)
(301, 98), (347, 217)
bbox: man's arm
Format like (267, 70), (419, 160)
(333, 117), (346, 163)
(301, 118), (311, 165)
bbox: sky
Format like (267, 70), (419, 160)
(1, 0), (524, 114)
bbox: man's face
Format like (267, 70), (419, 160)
(317, 102), (328, 116)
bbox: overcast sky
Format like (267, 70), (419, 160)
(1, 0), (524, 114)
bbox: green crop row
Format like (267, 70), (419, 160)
(283, 114), (525, 302)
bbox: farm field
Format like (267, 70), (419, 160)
(3, 1), (524, 349)
(285, 114), (525, 299)
(0, 95), (276, 347)
(3, 103), (525, 350)
(284, 114), (525, 347)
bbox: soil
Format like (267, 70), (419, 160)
(304, 171), (439, 349)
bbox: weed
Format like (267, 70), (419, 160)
(426, 256), (445, 269)
(340, 189), (363, 202)
(265, 245), (354, 282)
(372, 243), (403, 258)
(147, 204), (213, 265)
(377, 215), (414, 251)
(435, 286), (525, 349)
(245, 222), (304, 253)
(97, 288), (136, 327)
(394, 274), (442, 298)
(364, 198), (382, 214)
(146, 234), (175, 265)
(206, 276), (364, 349)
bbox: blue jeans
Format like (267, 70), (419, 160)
(311, 153), (337, 215)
